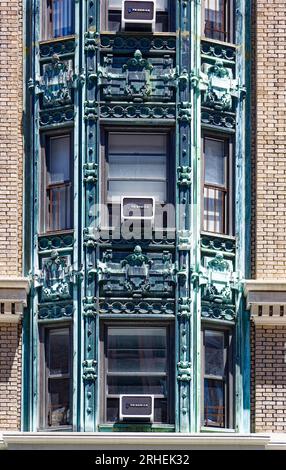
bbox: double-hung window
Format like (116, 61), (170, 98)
(202, 134), (232, 235)
(40, 326), (72, 429)
(202, 0), (234, 43)
(202, 328), (233, 429)
(102, 130), (172, 228)
(102, 323), (174, 424)
(41, 0), (75, 40)
(41, 133), (73, 233)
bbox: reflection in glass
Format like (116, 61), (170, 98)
(204, 379), (225, 427)
(205, 330), (225, 377)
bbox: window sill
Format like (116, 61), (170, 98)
(39, 35), (77, 46)
(98, 424), (175, 433)
(100, 31), (177, 36)
(201, 36), (237, 49)
(201, 426), (236, 433)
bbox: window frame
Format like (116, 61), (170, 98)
(201, 131), (234, 236)
(39, 324), (73, 430)
(100, 126), (175, 229)
(202, 0), (235, 44)
(40, 129), (74, 234)
(100, 320), (175, 425)
(201, 325), (234, 430)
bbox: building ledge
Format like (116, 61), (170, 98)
(0, 432), (285, 450)
(244, 280), (286, 325)
(0, 277), (30, 324)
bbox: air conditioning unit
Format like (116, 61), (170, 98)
(119, 395), (154, 422)
(121, 196), (155, 223)
(121, 0), (156, 32)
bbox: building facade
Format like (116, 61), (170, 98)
(0, 0), (285, 450)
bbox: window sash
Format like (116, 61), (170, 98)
(202, 134), (232, 235)
(41, 0), (75, 40)
(202, 0), (234, 43)
(40, 326), (72, 429)
(103, 130), (170, 209)
(41, 132), (73, 233)
(101, 322), (174, 424)
(201, 328), (233, 429)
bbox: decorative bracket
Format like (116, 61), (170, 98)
(82, 360), (97, 382)
(177, 166), (192, 187)
(177, 102), (192, 122)
(177, 361), (192, 382)
(177, 297), (192, 318)
(83, 296), (97, 317)
(83, 162), (98, 184)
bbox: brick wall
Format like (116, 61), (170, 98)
(0, 324), (22, 429)
(253, 0), (286, 278)
(0, 1), (23, 430)
(0, 0), (23, 276)
(253, 325), (286, 432)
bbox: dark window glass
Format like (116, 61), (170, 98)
(42, 134), (72, 233)
(41, 0), (75, 40)
(203, 0), (234, 43)
(103, 324), (173, 424)
(43, 327), (72, 429)
(202, 329), (232, 429)
(203, 136), (229, 234)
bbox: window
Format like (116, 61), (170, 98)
(101, 0), (174, 32)
(41, 133), (73, 233)
(40, 326), (72, 429)
(101, 323), (174, 424)
(202, 134), (233, 235)
(202, 328), (233, 429)
(41, 0), (75, 40)
(202, 0), (234, 43)
(102, 130), (173, 228)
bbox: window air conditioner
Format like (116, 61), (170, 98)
(119, 395), (154, 422)
(121, 0), (156, 32)
(121, 196), (155, 223)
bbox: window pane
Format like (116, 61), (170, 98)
(48, 136), (70, 184)
(108, 349), (166, 373)
(204, 0), (227, 41)
(48, 328), (70, 375)
(204, 378), (225, 427)
(109, 133), (167, 155)
(108, 180), (166, 203)
(48, 378), (71, 426)
(107, 375), (167, 395)
(108, 327), (166, 349)
(52, 0), (74, 38)
(107, 398), (119, 422)
(204, 138), (226, 186)
(108, 154), (166, 179)
(48, 184), (71, 231)
(42, 0), (74, 40)
(203, 187), (224, 233)
(204, 330), (225, 376)
(154, 398), (167, 423)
